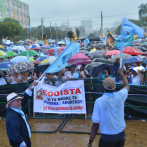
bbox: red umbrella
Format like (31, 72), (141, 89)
(29, 48), (43, 51)
(122, 46), (142, 55)
(44, 48), (62, 55)
(67, 53), (91, 64)
(105, 50), (120, 55)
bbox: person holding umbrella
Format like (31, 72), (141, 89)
(87, 68), (129, 147)
(7, 73), (21, 85)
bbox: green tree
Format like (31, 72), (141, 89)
(0, 18), (22, 44)
(138, 3), (147, 18)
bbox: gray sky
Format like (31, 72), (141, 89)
(24, 0), (147, 29)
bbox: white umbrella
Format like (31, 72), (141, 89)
(28, 44), (40, 49)
(12, 46), (26, 51)
(57, 41), (66, 45)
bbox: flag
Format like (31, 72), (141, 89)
(115, 34), (134, 48)
(120, 18), (144, 67)
(65, 38), (70, 45)
(17, 47), (20, 55)
(76, 44), (80, 53)
(30, 24), (31, 32)
(39, 50), (41, 56)
(103, 37), (107, 45)
(39, 41), (79, 77)
(84, 38), (90, 47)
(7, 47), (13, 51)
(54, 44), (58, 57)
(48, 39), (52, 45)
(27, 49), (29, 61)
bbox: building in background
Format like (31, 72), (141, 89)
(81, 19), (93, 34)
(0, 0), (30, 28)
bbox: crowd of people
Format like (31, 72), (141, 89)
(0, 40), (147, 87)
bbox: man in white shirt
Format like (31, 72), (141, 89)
(6, 81), (38, 147)
(87, 68), (130, 147)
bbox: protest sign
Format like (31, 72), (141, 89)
(33, 80), (86, 114)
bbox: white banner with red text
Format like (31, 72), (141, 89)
(33, 80), (86, 114)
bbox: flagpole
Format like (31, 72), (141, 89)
(50, 21), (52, 40)
(55, 23), (58, 40)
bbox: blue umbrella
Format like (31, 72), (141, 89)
(0, 61), (15, 71)
(122, 56), (143, 64)
(36, 56), (48, 61)
(39, 40), (43, 45)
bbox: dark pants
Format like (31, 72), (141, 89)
(99, 131), (125, 147)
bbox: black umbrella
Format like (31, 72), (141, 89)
(92, 58), (112, 64)
(91, 64), (117, 77)
(34, 63), (50, 73)
(92, 54), (108, 60)
(85, 62), (103, 71)
(88, 50), (106, 57)
(0, 70), (5, 76)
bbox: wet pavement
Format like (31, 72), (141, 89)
(0, 117), (147, 147)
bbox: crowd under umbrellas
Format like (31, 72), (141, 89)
(0, 37), (147, 86)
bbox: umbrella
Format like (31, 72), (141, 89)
(38, 40), (43, 45)
(59, 47), (66, 51)
(28, 44), (40, 49)
(143, 42), (147, 45)
(41, 56), (57, 64)
(79, 50), (89, 55)
(88, 50), (106, 57)
(4, 51), (17, 57)
(122, 46), (142, 55)
(23, 42), (29, 45)
(143, 59), (147, 65)
(92, 54), (108, 60)
(42, 45), (49, 48)
(111, 53), (131, 63)
(142, 51), (147, 56)
(28, 48), (43, 51)
(0, 45), (4, 48)
(0, 61), (15, 71)
(72, 60), (92, 65)
(67, 53), (91, 64)
(0, 51), (7, 56)
(105, 50), (120, 55)
(7, 62), (34, 74)
(122, 56), (143, 64)
(36, 56), (49, 61)
(85, 62), (103, 71)
(80, 43), (85, 46)
(43, 49), (62, 55)
(29, 57), (34, 62)
(91, 64), (117, 77)
(12, 46), (26, 51)
(92, 58), (112, 64)
(57, 41), (66, 45)
(0, 70), (5, 76)
(20, 50), (39, 57)
(32, 60), (41, 65)
(10, 56), (31, 63)
(90, 48), (96, 52)
(34, 64), (49, 73)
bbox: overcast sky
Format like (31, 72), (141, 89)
(24, 0), (147, 29)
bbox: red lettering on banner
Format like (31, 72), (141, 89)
(48, 91), (53, 96)
(54, 91), (59, 96)
(60, 90), (63, 95)
(64, 89), (69, 95)
(75, 88), (81, 94)
(43, 90), (48, 96)
(69, 89), (75, 94)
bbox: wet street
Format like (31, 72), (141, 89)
(0, 117), (147, 147)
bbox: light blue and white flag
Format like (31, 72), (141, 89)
(84, 38), (90, 47)
(120, 18), (144, 67)
(27, 49), (29, 61)
(65, 38), (70, 46)
(39, 50), (41, 56)
(7, 47), (13, 51)
(48, 39), (52, 45)
(54, 44), (58, 57)
(103, 37), (107, 45)
(38, 41), (79, 80)
(17, 47), (20, 55)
